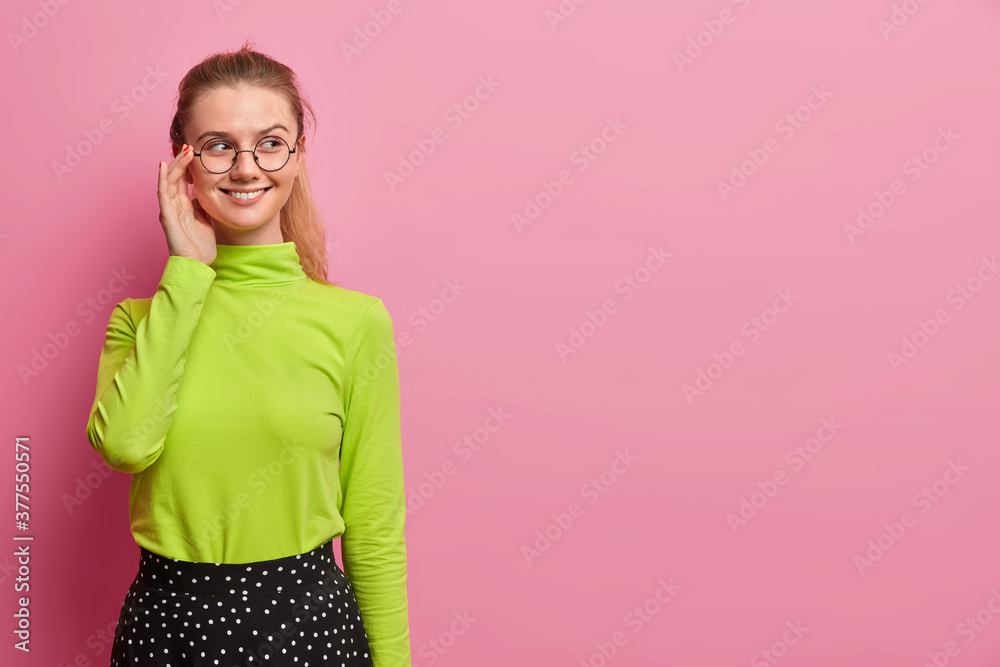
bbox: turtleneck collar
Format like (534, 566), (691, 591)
(209, 241), (308, 286)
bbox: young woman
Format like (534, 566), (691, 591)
(84, 42), (412, 666)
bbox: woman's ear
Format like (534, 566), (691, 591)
(295, 135), (306, 177)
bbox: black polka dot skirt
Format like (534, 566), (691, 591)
(108, 537), (373, 666)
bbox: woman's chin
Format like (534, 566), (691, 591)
(210, 207), (271, 227)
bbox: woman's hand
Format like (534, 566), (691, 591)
(157, 144), (218, 265)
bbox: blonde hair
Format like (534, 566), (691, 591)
(168, 39), (334, 286)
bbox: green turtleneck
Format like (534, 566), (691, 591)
(84, 242), (411, 667)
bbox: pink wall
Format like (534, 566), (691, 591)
(2, 1), (1000, 665)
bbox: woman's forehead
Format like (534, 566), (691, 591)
(189, 87), (295, 137)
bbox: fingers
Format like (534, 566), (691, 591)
(158, 144), (195, 197)
(169, 144), (194, 178)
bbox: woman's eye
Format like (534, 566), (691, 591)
(206, 141), (232, 152)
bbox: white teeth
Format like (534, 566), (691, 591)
(225, 188), (266, 200)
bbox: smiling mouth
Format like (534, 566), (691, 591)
(220, 187), (272, 201)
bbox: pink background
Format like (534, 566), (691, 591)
(2, 1), (1000, 665)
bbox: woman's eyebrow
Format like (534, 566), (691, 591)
(194, 124), (290, 143)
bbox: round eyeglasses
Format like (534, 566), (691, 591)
(192, 136), (296, 174)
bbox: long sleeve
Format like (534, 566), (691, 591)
(85, 255), (216, 473)
(339, 298), (412, 667)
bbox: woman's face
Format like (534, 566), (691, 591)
(182, 85), (304, 244)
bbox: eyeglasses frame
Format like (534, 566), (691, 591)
(191, 135), (297, 174)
